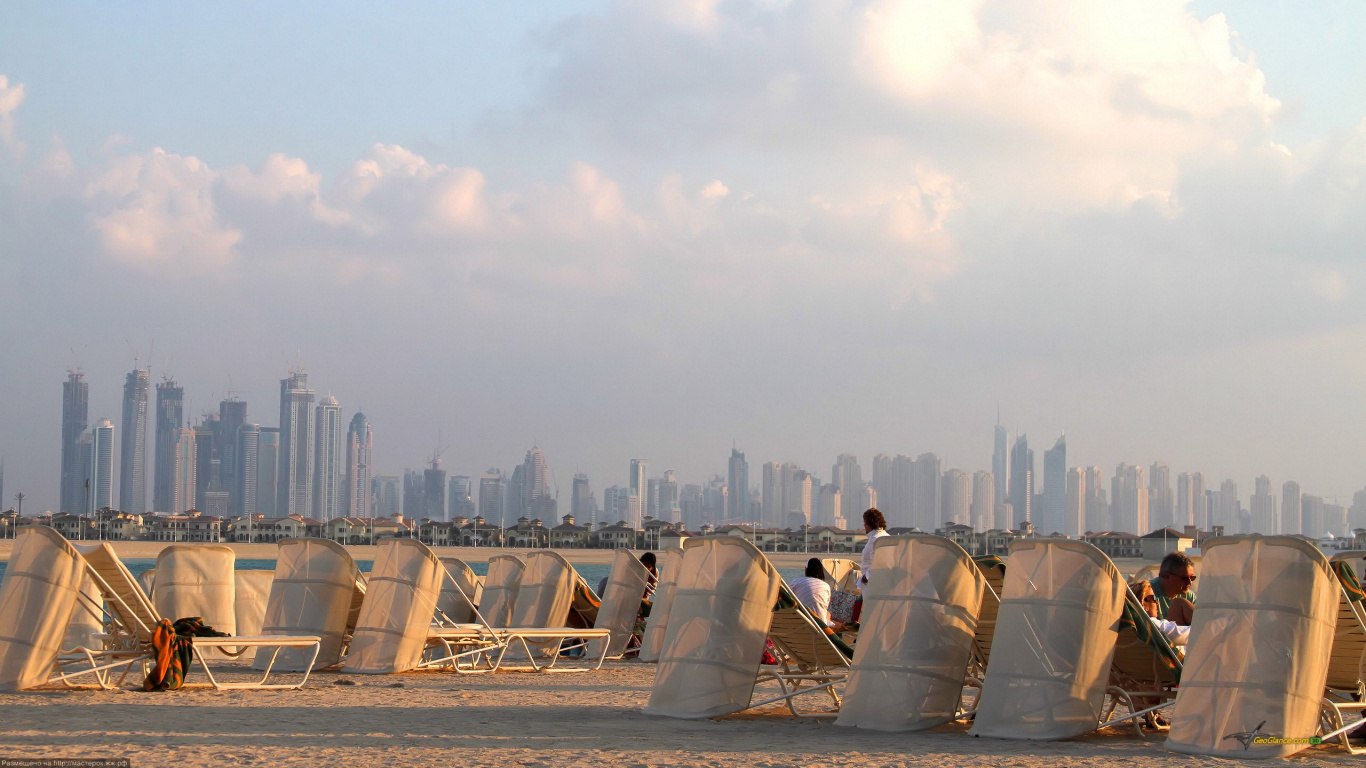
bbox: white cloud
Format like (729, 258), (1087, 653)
(0, 75), (27, 158)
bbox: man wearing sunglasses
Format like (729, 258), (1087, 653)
(1148, 551), (1197, 625)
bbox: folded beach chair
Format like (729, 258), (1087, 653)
(969, 538), (1127, 740)
(152, 544), (238, 658)
(499, 551), (611, 670)
(836, 534), (985, 731)
(63, 572), (104, 656)
(966, 555), (1004, 685)
(0, 528), (98, 691)
(256, 538), (365, 671)
(343, 538), (445, 675)
(1102, 584), (1183, 735)
(639, 547), (684, 663)
(588, 548), (653, 660)
(478, 554), (524, 628)
(436, 557), (483, 625)
(1318, 555), (1366, 753)
(234, 570), (273, 638)
(1166, 535), (1338, 758)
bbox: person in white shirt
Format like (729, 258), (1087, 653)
(1138, 579), (1190, 646)
(790, 558), (832, 624)
(858, 508), (889, 594)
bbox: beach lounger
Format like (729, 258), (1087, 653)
(588, 548), (652, 660)
(1102, 584), (1183, 735)
(969, 538), (1128, 740)
(343, 538), (445, 675)
(477, 554), (524, 628)
(1319, 556), (1366, 753)
(234, 570), (273, 638)
(152, 544), (238, 658)
(1166, 535), (1339, 758)
(0, 528), (101, 691)
(639, 547), (684, 663)
(835, 534), (985, 731)
(436, 557), (483, 625)
(257, 538), (365, 671)
(755, 579), (854, 717)
(966, 555), (1004, 685)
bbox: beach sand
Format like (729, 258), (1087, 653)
(2, 660), (1346, 767)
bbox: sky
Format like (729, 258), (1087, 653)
(3, 0), (1366, 512)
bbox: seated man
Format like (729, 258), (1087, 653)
(1137, 579), (1190, 646)
(1148, 551), (1197, 626)
(790, 558), (832, 625)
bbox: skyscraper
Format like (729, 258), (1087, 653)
(728, 448), (749, 523)
(602, 485), (632, 525)
(60, 372), (90, 514)
(941, 468), (971, 527)
(761, 462), (781, 526)
(255, 427), (280, 517)
(449, 475), (475, 518)
(831, 454), (862, 530)
(152, 379), (184, 513)
(403, 470), (425, 518)
(660, 470), (680, 523)
(1250, 475), (1276, 534)
(970, 470), (994, 532)
(1216, 479), (1239, 532)
(312, 396), (344, 520)
(1177, 472), (1205, 529)
(1040, 435), (1066, 535)
(237, 423), (260, 519)
(91, 418), (115, 512)
(992, 419), (1009, 527)
(1301, 494), (1325, 537)
(170, 427), (196, 514)
(218, 399), (247, 516)
(424, 456), (447, 521)
(344, 412), (373, 518)
(1064, 467), (1085, 537)
(1008, 435), (1032, 525)
(372, 474), (400, 519)
(817, 484), (841, 527)
(522, 447), (552, 520)
(1148, 462), (1174, 531)
(629, 459), (647, 522)
(118, 368), (150, 513)
(1084, 466), (1106, 532)
(911, 453), (942, 531)
(571, 473), (593, 522)
(1110, 463), (1148, 534)
(779, 463), (812, 527)
(1282, 480), (1302, 536)
(277, 372), (315, 517)
(477, 471), (505, 526)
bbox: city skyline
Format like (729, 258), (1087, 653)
(5, 5), (1366, 520)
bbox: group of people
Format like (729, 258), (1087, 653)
(790, 507), (888, 627)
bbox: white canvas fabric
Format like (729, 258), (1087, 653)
(821, 558), (862, 592)
(233, 570), (273, 638)
(640, 548), (685, 663)
(257, 538), (362, 671)
(643, 536), (782, 719)
(590, 549), (652, 658)
(137, 569), (156, 597)
(437, 557), (483, 625)
(836, 535), (985, 731)
(1166, 535), (1338, 758)
(63, 572), (104, 654)
(152, 544), (237, 635)
(969, 538), (1126, 740)
(480, 555), (524, 628)
(0, 528), (87, 691)
(511, 551), (575, 628)
(343, 538), (444, 674)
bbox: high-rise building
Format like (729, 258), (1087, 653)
(831, 454), (862, 530)
(629, 459), (647, 522)
(1250, 475), (1277, 534)
(1177, 472), (1206, 529)
(402, 470), (425, 518)
(1326, 502), (1349, 537)
(1040, 435), (1066, 535)
(1302, 494), (1325, 538)
(911, 453), (942, 531)
(277, 371), (315, 517)
(372, 474), (400, 519)
(311, 397), (344, 520)
(872, 454), (894, 521)
(60, 372), (90, 514)
(193, 418), (218, 511)
(342, 413), (373, 518)
(571, 473), (593, 522)
(449, 475), (475, 518)
(1084, 466), (1106, 532)
(1216, 479), (1240, 532)
(970, 471), (994, 532)
(255, 428), (280, 517)
(1064, 467), (1085, 538)
(660, 470), (680, 523)
(761, 462), (781, 526)
(728, 449), (749, 523)
(602, 485), (632, 525)
(1282, 480), (1302, 535)
(91, 419), (115, 512)
(477, 471), (505, 526)
(941, 468), (971, 527)
(218, 399), (247, 516)
(152, 379), (184, 513)
(1110, 463), (1148, 534)
(237, 424), (260, 519)
(1148, 462), (1173, 531)
(780, 463), (812, 527)
(1350, 487), (1366, 532)
(424, 456), (447, 521)
(993, 419), (1009, 525)
(1008, 435), (1032, 525)
(817, 484), (841, 527)
(646, 478), (662, 520)
(170, 427), (196, 514)
(119, 368), (150, 514)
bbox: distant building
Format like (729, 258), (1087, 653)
(1282, 480), (1302, 536)
(992, 420), (1009, 530)
(728, 449), (749, 523)
(1063, 467), (1084, 538)
(629, 459), (647, 524)
(477, 471), (505, 527)
(1177, 472), (1205, 530)
(424, 457), (447, 522)
(60, 372), (90, 515)
(170, 427), (196, 514)
(1148, 462), (1173, 532)
(941, 469), (970, 527)
(152, 379), (184, 513)
(970, 470), (994, 532)
(255, 427), (281, 517)
(312, 396), (344, 520)
(343, 413), (373, 518)
(277, 371), (315, 517)
(372, 474), (400, 519)
(449, 475), (475, 519)
(119, 367), (150, 514)
(237, 424), (260, 519)
(1250, 475), (1277, 534)
(91, 418), (115, 512)
(912, 453), (942, 531)
(1039, 435), (1066, 535)
(1110, 463), (1148, 535)
(218, 399), (247, 516)
(1009, 435), (1032, 525)
(831, 454), (862, 530)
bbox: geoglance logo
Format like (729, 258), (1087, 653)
(1221, 721), (1321, 750)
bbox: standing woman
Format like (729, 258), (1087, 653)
(857, 508), (889, 595)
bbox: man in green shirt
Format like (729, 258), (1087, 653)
(1148, 551), (1197, 625)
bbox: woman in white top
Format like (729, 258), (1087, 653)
(858, 508), (889, 594)
(790, 558), (832, 624)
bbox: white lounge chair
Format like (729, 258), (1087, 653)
(257, 538), (365, 671)
(589, 548), (652, 660)
(234, 570), (273, 638)
(436, 557), (483, 625)
(152, 544), (238, 658)
(0, 528), (103, 691)
(343, 538), (445, 675)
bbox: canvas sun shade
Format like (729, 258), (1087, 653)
(1165, 535), (1338, 758)
(590, 549), (652, 659)
(643, 536), (782, 719)
(511, 551), (576, 629)
(234, 570), (273, 638)
(0, 527), (87, 691)
(968, 538), (1126, 740)
(639, 548), (685, 663)
(343, 538), (444, 674)
(152, 544), (237, 635)
(836, 534), (985, 731)
(257, 538), (362, 671)
(437, 557), (483, 625)
(479, 555), (525, 628)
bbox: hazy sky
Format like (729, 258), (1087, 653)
(4, 1), (1366, 513)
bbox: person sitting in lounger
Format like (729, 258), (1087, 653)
(791, 558), (832, 625)
(1138, 579), (1190, 646)
(1148, 551), (1197, 626)
(640, 552), (658, 599)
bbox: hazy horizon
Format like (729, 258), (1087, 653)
(5, 1), (1366, 511)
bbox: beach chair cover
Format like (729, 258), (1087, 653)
(643, 536), (782, 719)
(137, 569), (156, 596)
(836, 535), (985, 731)
(590, 549), (653, 658)
(1166, 535), (1338, 758)
(343, 539), (444, 674)
(63, 572), (104, 653)
(969, 539), (1125, 740)
(0, 528), (86, 691)
(152, 544), (237, 635)
(257, 539), (362, 670)
(437, 557), (483, 625)
(480, 555), (524, 628)
(234, 570), (273, 638)
(511, 551), (576, 628)
(821, 558), (862, 592)
(640, 548), (685, 662)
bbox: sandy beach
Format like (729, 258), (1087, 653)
(3, 659), (1348, 767)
